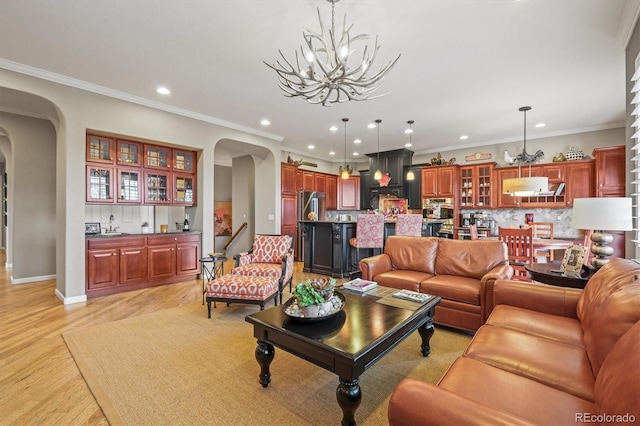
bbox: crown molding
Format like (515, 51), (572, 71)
(616, 0), (640, 51)
(0, 59), (284, 142)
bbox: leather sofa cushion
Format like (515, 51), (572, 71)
(438, 357), (595, 425)
(384, 236), (438, 274)
(374, 270), (433, 292)
(421, 275), (481, 305)
(435, 239), (508, 279)
(576, 258), (640, 376)
(464, 325), (595, 401)
(594, 320), (640, 417)
(486, 305), (584, 347)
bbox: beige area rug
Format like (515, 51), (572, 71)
(63, 302), (471, 426)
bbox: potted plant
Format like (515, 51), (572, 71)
(292, 282), (325, 317)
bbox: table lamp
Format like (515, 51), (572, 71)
(570, 197), (633, 269)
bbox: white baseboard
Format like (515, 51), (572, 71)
(11, 274), (56, 284)
(55, 288), (87, 305)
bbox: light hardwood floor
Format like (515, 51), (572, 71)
(0, 253), (329, 425)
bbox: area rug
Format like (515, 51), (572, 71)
(63, 302), (471, 426)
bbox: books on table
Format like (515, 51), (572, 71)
(343, 278), (378, 293)
(392, 289), (431, 303)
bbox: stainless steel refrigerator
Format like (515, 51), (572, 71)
(296, 191), (326, 261)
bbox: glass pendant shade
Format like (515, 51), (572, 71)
(374, 169), (382, 180)
(341, 170), (349, 179)
(406, 170), (415, 181)
(405, 120), (415, 181)
(374, 119), (382, 180)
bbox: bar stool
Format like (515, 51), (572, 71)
(349, 214), (385, 275)
(395, 214), (423, 237)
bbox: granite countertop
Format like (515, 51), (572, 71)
(298, 219), (446, 224)
(86, 230), (202, 238)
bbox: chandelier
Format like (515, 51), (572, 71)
(264, 0), (401, 106)
(502, 106), (548, 197)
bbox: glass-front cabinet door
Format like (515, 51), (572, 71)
(173, 173), (195, 205)
(144, 144), (171, 170)
(117, 168), (142, 203)
(173, 149), (195, 173)
(116, 139), (142, 166)
(86, 135), (115, 164)
(144, 171), (171, 204)
(86, 165), (114, 203)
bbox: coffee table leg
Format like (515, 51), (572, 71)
(336, 377), (361, 426)
(418, 312), (435, 357)
(255, 341), (274, 387)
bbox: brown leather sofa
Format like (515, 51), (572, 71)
(358, 236), (512, 332)
(388, 258), (640, 425)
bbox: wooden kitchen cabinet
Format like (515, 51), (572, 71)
(459, 162), (495, 208)
(496, 167), (521, 208)
(86, 134), (115, 164)
(281, 162), (298, 196)
(173, 173), (195, 205)
(117, 167), (142, 203)
(421, 166), (457, 198)
(116, 139), (142, 166)
(172, 149), (196, 173)
(86, 165), (114, 203)
(314, 173), (327, 194)
(594, 145), (625, 197)
(144, 170), (172, 204)
(302, 171), (315, 191)
(86, 233), (201, 298)
(337, 175), (360, 210)
(144, 144), (172, 170)
(565, 160), (594, 207)
(326, 175), (338, 210)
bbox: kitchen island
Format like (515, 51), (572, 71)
(299, 219), (444, 278)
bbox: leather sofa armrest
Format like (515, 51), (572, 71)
(480, 264), (514, 324)
(358, 254), (392, 281)
(388, 379), (536, 426)
(485, 280), (581, 321)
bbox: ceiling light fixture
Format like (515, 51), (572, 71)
(339, 118), (353, 179)
(374, 119), (382, 180)
(260, 119), (271, 126)
(157, 87), (170, 95)
(264, 0), (400, 106)
(502, 106), (548, 197)
(406, 120), (415, 181)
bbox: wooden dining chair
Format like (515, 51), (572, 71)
(469, 224), (479, 240)
(582, 229), (594, 267)
(498, 227), (534, 281)
(530, 222), (554, 262)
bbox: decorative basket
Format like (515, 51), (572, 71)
(566, 147), (584, 161)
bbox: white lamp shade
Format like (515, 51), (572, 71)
(571, 197), (633, 231)
(502, 176), (548, 196)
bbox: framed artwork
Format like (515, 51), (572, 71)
(85, 222), (101, 235)
(214, 201), (232, 236)
(561, 245), (586, 273)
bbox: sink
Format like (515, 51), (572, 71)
(103, 232), (127, 236)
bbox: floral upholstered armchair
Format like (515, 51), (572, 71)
(232, 234), (294, 304)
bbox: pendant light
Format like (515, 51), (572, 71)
(406, 120), (415, 181)
(502, 106), (548, 196)
(374, 119), (382, 180)
(341, 118), (350, 179)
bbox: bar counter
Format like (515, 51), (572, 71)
(298, 219), (444, 278)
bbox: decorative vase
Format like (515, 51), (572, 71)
(302, 304), (320, 317)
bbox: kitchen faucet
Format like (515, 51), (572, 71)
(109, 214), (114, 232)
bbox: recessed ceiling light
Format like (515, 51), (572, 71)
(260, 119), (270, 126)
(405, 143), (412, 147)
(308, 145), (315, 149)
(368, 123), (376, 129)
(157, 87), (170, 95)
(354, 139), (362, 144)
(329, 126), (338, 132)
(459, 135), (469, 140)
(329, 151), (335, 155)
(353, 152), (359, 156)
(535, 122), (546, 128)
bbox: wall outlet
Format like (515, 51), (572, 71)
(268, 214), (274, 220)
(557, 215), (562, 221)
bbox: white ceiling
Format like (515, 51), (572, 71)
(0, 0), (633, 163)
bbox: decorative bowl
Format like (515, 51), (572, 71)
(283, 291), (346, 322)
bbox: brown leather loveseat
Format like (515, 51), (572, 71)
(388, 258), (640, 425)
(359, 236), (512, 332)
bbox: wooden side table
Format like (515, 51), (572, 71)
(524, 262), (594, 289)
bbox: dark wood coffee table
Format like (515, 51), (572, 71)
(245, 287), (441, 426)
(525, 261), (593, 289)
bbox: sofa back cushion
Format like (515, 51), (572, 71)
(577, 258), (640, 376)
(594, 319), (640, 417)
(252, 234), (292, 264)
(384, 236), (439, 274)
(435, 239), (508, 279)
